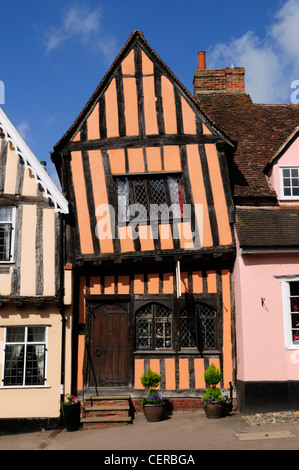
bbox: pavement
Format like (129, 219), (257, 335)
(1, 410), (299, 454)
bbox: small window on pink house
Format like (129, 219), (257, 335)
(280, 167), (299, 199)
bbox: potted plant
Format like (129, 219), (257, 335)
(62, 394), (81, 431)
(140, 368), (165, 422)
(201, 364), (231, 419)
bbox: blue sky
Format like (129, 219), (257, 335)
(1, 0), (299, 185)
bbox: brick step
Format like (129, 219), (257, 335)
(81, 395), (132, 430)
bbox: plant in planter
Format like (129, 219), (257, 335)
(201, 364), (231, 419)
(62, 394), (81, 431)
(140, 368), (165, 422)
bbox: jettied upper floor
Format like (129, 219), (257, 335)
(51, 30), (235, 265)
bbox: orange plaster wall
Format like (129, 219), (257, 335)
(161, 76), (177, 134)
(192, 271), (203, 293)
(138, 225), (155, 251)
(194, 358), (205, 388)
(205, 144), (232, 246)
(89, 150), (114, 254)
(179, 358), (189, 389)
(118, 275), (130, 294)
(163, 145), (181, 172)
(105, 78), (119, 138)
(147, 273), (159, 294)
(221, 269), (233, 388)
(109, 148), (126, 174)
(207, 270), (217, 293)
(123, 77), (139, 136)
(87, 103), (100, 140)
(77, 335), (85, 390)
(118, 225), (135, 253)
(141, 50), (153, 75)
(186, 144), (213, 247)
(146, 147), (162, 172)
(181, 96), (197, 134)
(134, 359), (144, 389)
(89, 276), (101, 294)
(71, 151), (94, 254)
(163, 273), (174, 294)
(165, 358), (176, 390)
(128, 147), (144, 173)
(143, 76), (159, 135)
(104, 276), (115, 294)
(134, 274), (144, 294)
(159, 224), (174, 250)
(121, 49), (135, 75)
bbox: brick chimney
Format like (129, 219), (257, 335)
(193, 51), (245, 95)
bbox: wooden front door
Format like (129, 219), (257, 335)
(90, 304), (129, 386)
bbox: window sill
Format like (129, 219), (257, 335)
(1, 385), (50, 389)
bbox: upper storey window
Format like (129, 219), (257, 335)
(280, 167), (299, 199)
(0, 207), (15, 262)
(116, 175), (185, 223)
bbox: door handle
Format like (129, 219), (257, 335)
(95, 347), (102, 356)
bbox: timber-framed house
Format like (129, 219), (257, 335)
(51, 31), (236, 400)
(0, 107), (71, 432)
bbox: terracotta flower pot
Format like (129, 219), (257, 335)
(62, 402), (81, 431)
(203, 402), (225, 419)
(143, 404), (165, 422)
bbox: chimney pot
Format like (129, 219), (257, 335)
(198, 51), (206, 69)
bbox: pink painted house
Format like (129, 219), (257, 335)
(194, 53), (299, 412)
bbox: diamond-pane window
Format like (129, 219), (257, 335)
(180, 309), (197, 348)
(136, 303), (172, 350)
(115, 174), (184, 222)
(197, 303), (217, 349)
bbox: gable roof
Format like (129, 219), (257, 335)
(51, 30), (233, 159)
(195, 91), (299, 201)
(0, 107), (68, 214)
(264, 126), (299, 171)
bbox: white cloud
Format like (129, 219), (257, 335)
(207, 0), (299, 103)
(44, 4), (117, 62)
(16, 120), (30, 140)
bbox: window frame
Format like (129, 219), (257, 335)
(115, 172), (186, 225)
(0, 206), (16, 263)
(1, 326), (48, 388)
(279, 166), (299, 200)
(135, 302), (173, 351)
(280, 276), (299, 350)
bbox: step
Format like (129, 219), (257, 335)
(81, 415), (132, 430)
(81, 395), (132, 430)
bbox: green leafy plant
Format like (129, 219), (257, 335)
(140, 369), (164, 407)
(140, 368), (162, 390)
(204, 363), (222, 387)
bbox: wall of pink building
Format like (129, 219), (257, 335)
(234, 245), (299, 383)
(268, 135), (299, 204)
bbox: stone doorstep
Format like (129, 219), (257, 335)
(81, 395), (132, 430)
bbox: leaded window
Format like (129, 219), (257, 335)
(116, 175), (184, 222)
(180, 309), (197, 348)
(136, 303), (172, 350)
(198, 303), (217, 350)
(3, 326), (47, 387)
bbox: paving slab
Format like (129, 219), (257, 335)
(1, 411), (299, 452)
